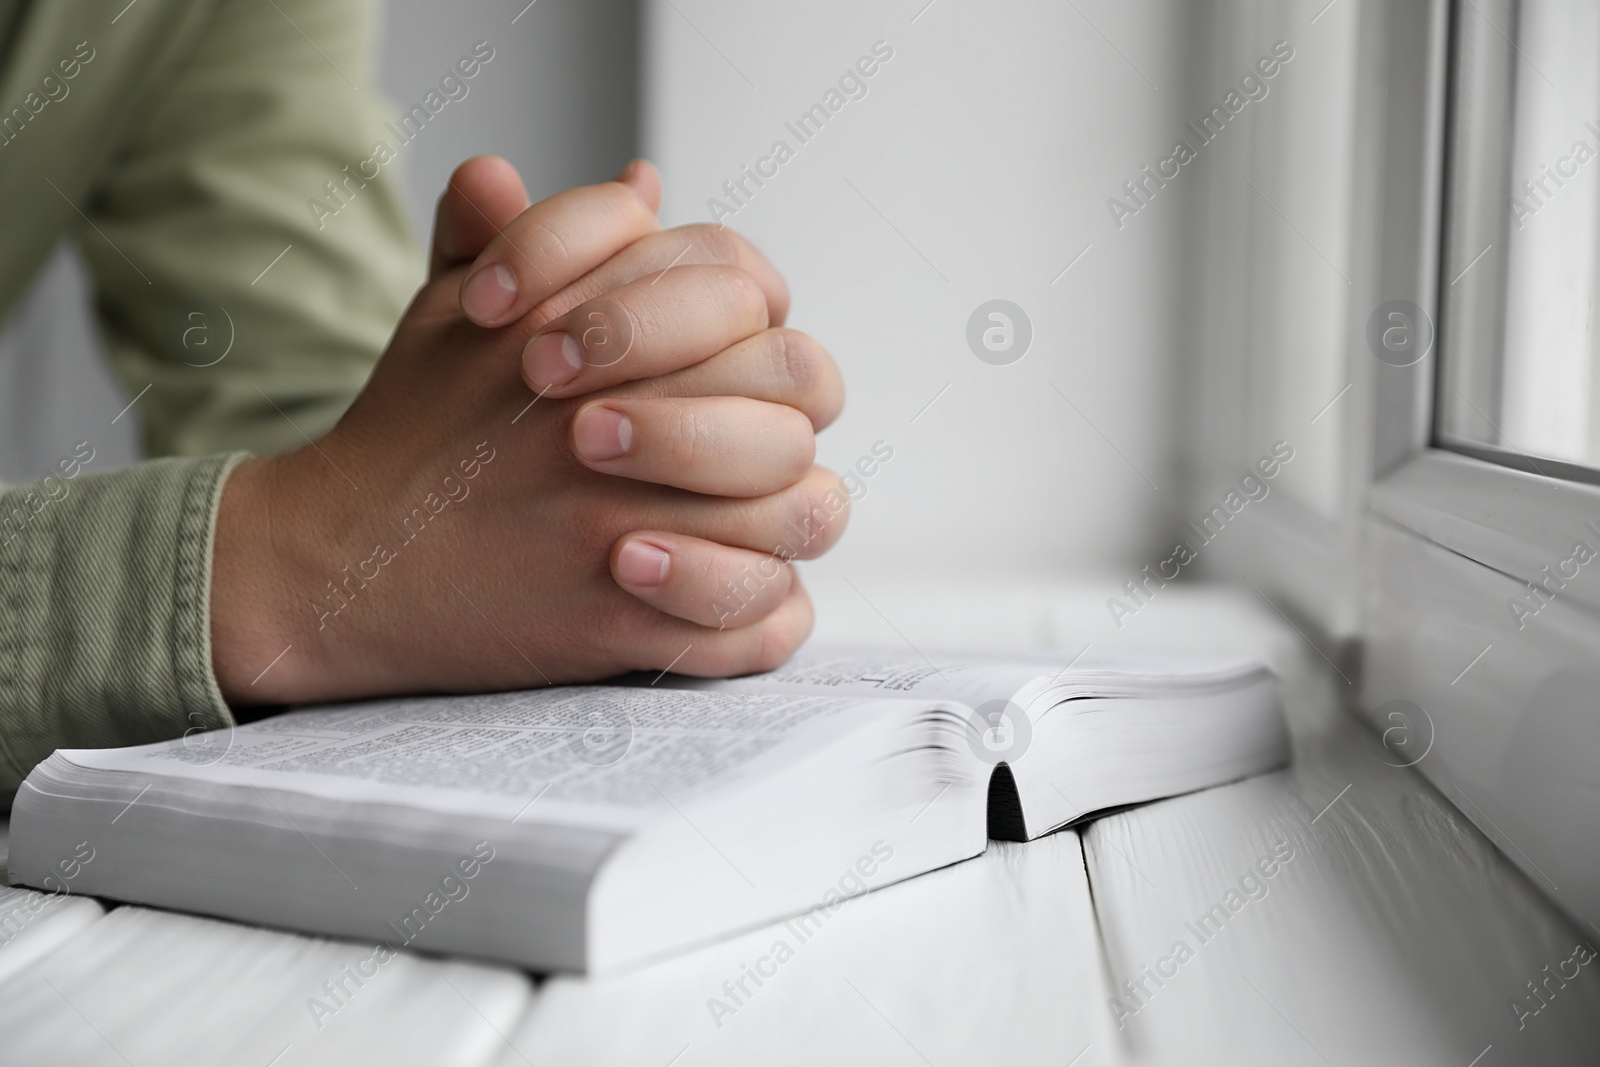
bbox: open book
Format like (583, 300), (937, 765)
(9, 646), (1287, 973)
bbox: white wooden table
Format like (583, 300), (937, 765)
(1, 578), (1594, 1065)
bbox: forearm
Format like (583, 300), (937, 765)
(0, 453), (243, 804)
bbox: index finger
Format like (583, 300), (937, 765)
(528, 224), (790, 330)
(521, 264), (768, 395)
(459, 181), (663, 327)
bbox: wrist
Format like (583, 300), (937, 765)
(210, 451), (339, 704)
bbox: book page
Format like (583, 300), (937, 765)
(652, 645), (1051, 710)
(60, 687), (900, 831)
(650, 643), (1272, 711)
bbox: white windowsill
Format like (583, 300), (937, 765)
(1369, 447), (1600, 624)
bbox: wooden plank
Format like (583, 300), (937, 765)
(0, 905), (534, 1067)
(1083, 663), (1600, 1065)
(0, 884), (105, 986)
(492, 832), (1115, 1067)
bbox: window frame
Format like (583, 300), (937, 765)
(1369, 0), (1600, 587)
(1358, 0), (1600, 930)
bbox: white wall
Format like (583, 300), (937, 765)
(642, 0), (1193, 578)
(1172, 0), (1369, 644)
(376, 0), (640, 239)
(1178, 0), (1359, 527)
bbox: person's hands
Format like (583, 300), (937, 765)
(211, 158), (847, 704)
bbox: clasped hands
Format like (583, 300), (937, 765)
(212, 157), (846, 703)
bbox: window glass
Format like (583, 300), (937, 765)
(1437, 0), (1600, 472)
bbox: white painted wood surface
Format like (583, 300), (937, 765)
(0, 883), (104, 987)
(0, 579), (1592, 1065)
(496, 832), (1111, 1067)
(0, 906), (533, 1067)
(1086, 678), (1600, 1065)
(813, 576), (1600, 1063)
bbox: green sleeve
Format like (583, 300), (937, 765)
(77, 0), (422, 458)
(0, 454), (244, 804)
(0, 0), (424, 803)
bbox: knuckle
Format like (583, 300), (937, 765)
(770, 328), (821, 397)
(525, 306), (560, 331)
(605, 181), (658, 229)
(778, 407), (819, 472)
(690, 639), (743, 678)
(683, 223), (742, 265)
(770, 330), (842, 426)
(780, 469), (850, 559)
(709, 550), (789, 629)
(581, 183), (649, 248)
(665, 402), (713, 467)
(575, 295), (637, 364)
(707, 265), (767, 324)
(753, 608), (807, 673)
(683, 543), (727, 593)
(516, 216), (571, 272)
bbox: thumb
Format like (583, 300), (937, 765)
(430, 156), (530, 280)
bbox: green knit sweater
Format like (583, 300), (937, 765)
(0, 0), (421, 802)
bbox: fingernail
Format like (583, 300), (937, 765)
(461, 264), (517, 323)
(524, 330), (584, 389)
(573, 405), (632, 462)
(616, 539), (669, 587)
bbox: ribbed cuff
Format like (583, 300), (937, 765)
(0, 452), (247, 802)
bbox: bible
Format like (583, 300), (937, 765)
(9, 646), (1287, 973)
